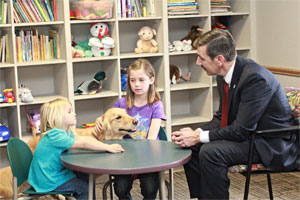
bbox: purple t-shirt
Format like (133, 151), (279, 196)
(113, 97), (166, 139)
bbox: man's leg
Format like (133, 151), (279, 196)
(184, 140), (262, 199)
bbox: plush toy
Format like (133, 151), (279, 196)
(212, 16), (231, 33)
(0, 123), (10, 142)
(181, 25), (206, 49)
(182, 40), (192, 51)
(74, 71), (107, 95)
(3, 89), (15, 103)
(172, 41), (184, 52)
(121, 68), (128, 92)
(26, 107), (41, 137)
(72, 35), (93, 58)
(88, 22), (115, 57)
(170, 65), (191, 84)
(134, 26), (158, 54)
(168, 41), (175, 52)
(18, 84), (34, 103)
(0, 93), (5, 103)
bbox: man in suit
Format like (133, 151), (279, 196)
(171, 29), (299, 199)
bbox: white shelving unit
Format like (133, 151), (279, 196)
(0, 0), (252, 168)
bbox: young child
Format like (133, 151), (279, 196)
(95, 58), (166, 200)
(28, 98), (124, 200)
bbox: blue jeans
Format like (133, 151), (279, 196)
(114, 172), (159, 200)
(53, 171), (95, 200)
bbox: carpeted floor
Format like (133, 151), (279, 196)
(95, 167), (300, 200)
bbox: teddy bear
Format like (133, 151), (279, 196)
(88, 22), (115, 57)
(172, 40), (192, 52)
(134, 26), (158, 54)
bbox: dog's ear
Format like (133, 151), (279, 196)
(102, 115), (111, 135)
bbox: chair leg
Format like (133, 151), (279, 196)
(102, 178), (114, 200)
(267, 173), (273, 200)
(169, 168), (173, 200)
(243, 169), (251, 200)
(13, 177), (18, 200)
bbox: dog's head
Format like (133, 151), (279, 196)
(101, 108), (138, 140)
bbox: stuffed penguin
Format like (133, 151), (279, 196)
(74, 71), (107, 95)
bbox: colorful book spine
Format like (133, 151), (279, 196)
(29, 0), (43, 21)
(121, 0), (126, 18)
(34, 0), (48, 22)
(44, 0), (54, 21)
(127, 0), (132, 18)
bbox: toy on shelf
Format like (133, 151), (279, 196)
(19, 84), (34, 103)
(74, 71), (107, 95)
(170, 65), (191, 85)
(0, 123), (10, 142)
(171, 40), (192, 52)
(212, 16), (231, 33)
(26, 107), (41, 137)
(181, 25), (206, 49)
(72, 34), (93, 58)
(134, 26), (158, 54)
(88, 22), (115, 57)
(3, 89), (15, 103)
(0, 93), (5, 103)
(70, 0), (113, 20)
(121, 68), (128, 92)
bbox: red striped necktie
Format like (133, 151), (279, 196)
(220, 80), (229, 128)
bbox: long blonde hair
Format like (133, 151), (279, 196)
(40, 98), (75, 137)
(126, 58), (160, 109)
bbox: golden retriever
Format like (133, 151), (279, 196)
(76, 108), (138, 140)
(0, 108), (138, 198)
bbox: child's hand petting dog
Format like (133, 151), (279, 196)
(94, 115), (103, 134)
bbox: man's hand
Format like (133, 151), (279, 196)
(171, 127), (200, 147)
(94, 115), (103, 134)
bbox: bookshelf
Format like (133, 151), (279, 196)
(0, 0), (253, 168)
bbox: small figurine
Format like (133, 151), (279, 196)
(0, 93), (5, 103)
(170, 65), (191, 84)
(19, 84), (34, 103)
(3, 89), (15, 103)
(0, 123), (10, 142)
(74, 71), (107, 95)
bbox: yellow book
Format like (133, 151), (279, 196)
(17, 36), (22, 62)
(34, 0), (48, 22)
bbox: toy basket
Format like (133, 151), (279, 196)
(71, 0), (113, 20)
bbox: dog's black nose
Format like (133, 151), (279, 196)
(133, 119), (138, 125)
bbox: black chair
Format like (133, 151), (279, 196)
(242, 125), (300, 200)
(7, 138), (74, 200)
(102, 127), (172, 200)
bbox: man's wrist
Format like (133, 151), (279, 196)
(197, 128), (210, 143)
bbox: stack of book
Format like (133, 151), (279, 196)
(0, 0), (8, 24)
(118, 0), (156, 18)
(168, 0), (200, 16)
(15, 29), (60, 63)
(211, 0), (231, 13)
(13, 0), (57, 23)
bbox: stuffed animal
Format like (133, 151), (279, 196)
(0, 123), (10, 142)
(181, 25), (206, 49)
(74, 71), (107, 95)
(121, 68), (128, 92)
(172, 40), (192, 52)
(170, 65), (191, 84)
(72, 35), (93, 58)
(0, 93), (5, 103)
(3, 89), (15, 103)
(88, 22), (115, 57)
(18, 84), (34, 103)
(134, 26), (158, 54)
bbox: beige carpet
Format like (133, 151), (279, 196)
(95, 167), (300, 200)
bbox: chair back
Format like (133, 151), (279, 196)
(158, 126), (168, 141)
(7, 138), (33, 187)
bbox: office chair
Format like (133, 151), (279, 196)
(7, 138), (73, 200)
(229, 87), (300, 200)
(102, 127), (172, 200)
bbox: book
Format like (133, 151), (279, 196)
(29, 0), (43, 22)
(21, 0), (38, 22)
(34, 0), (48, 22)
(121, 0), (126, 18)
(44, 0), (54, 21)
(17, 0), (34, 22)
(49, 29), (59, 59)
(38, 0), (50, 21)
(117, 0), (121, 18)
(14, 1), (29, 22)
(127, 0), (131, 18)
(2, 2), (7, 24)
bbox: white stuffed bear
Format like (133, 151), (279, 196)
(182, 40), (192, 51)
(88, 22), (115, 57)
(173, 40), (184, 52)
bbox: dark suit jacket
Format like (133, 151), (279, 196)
(201, 56), (299, 171)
